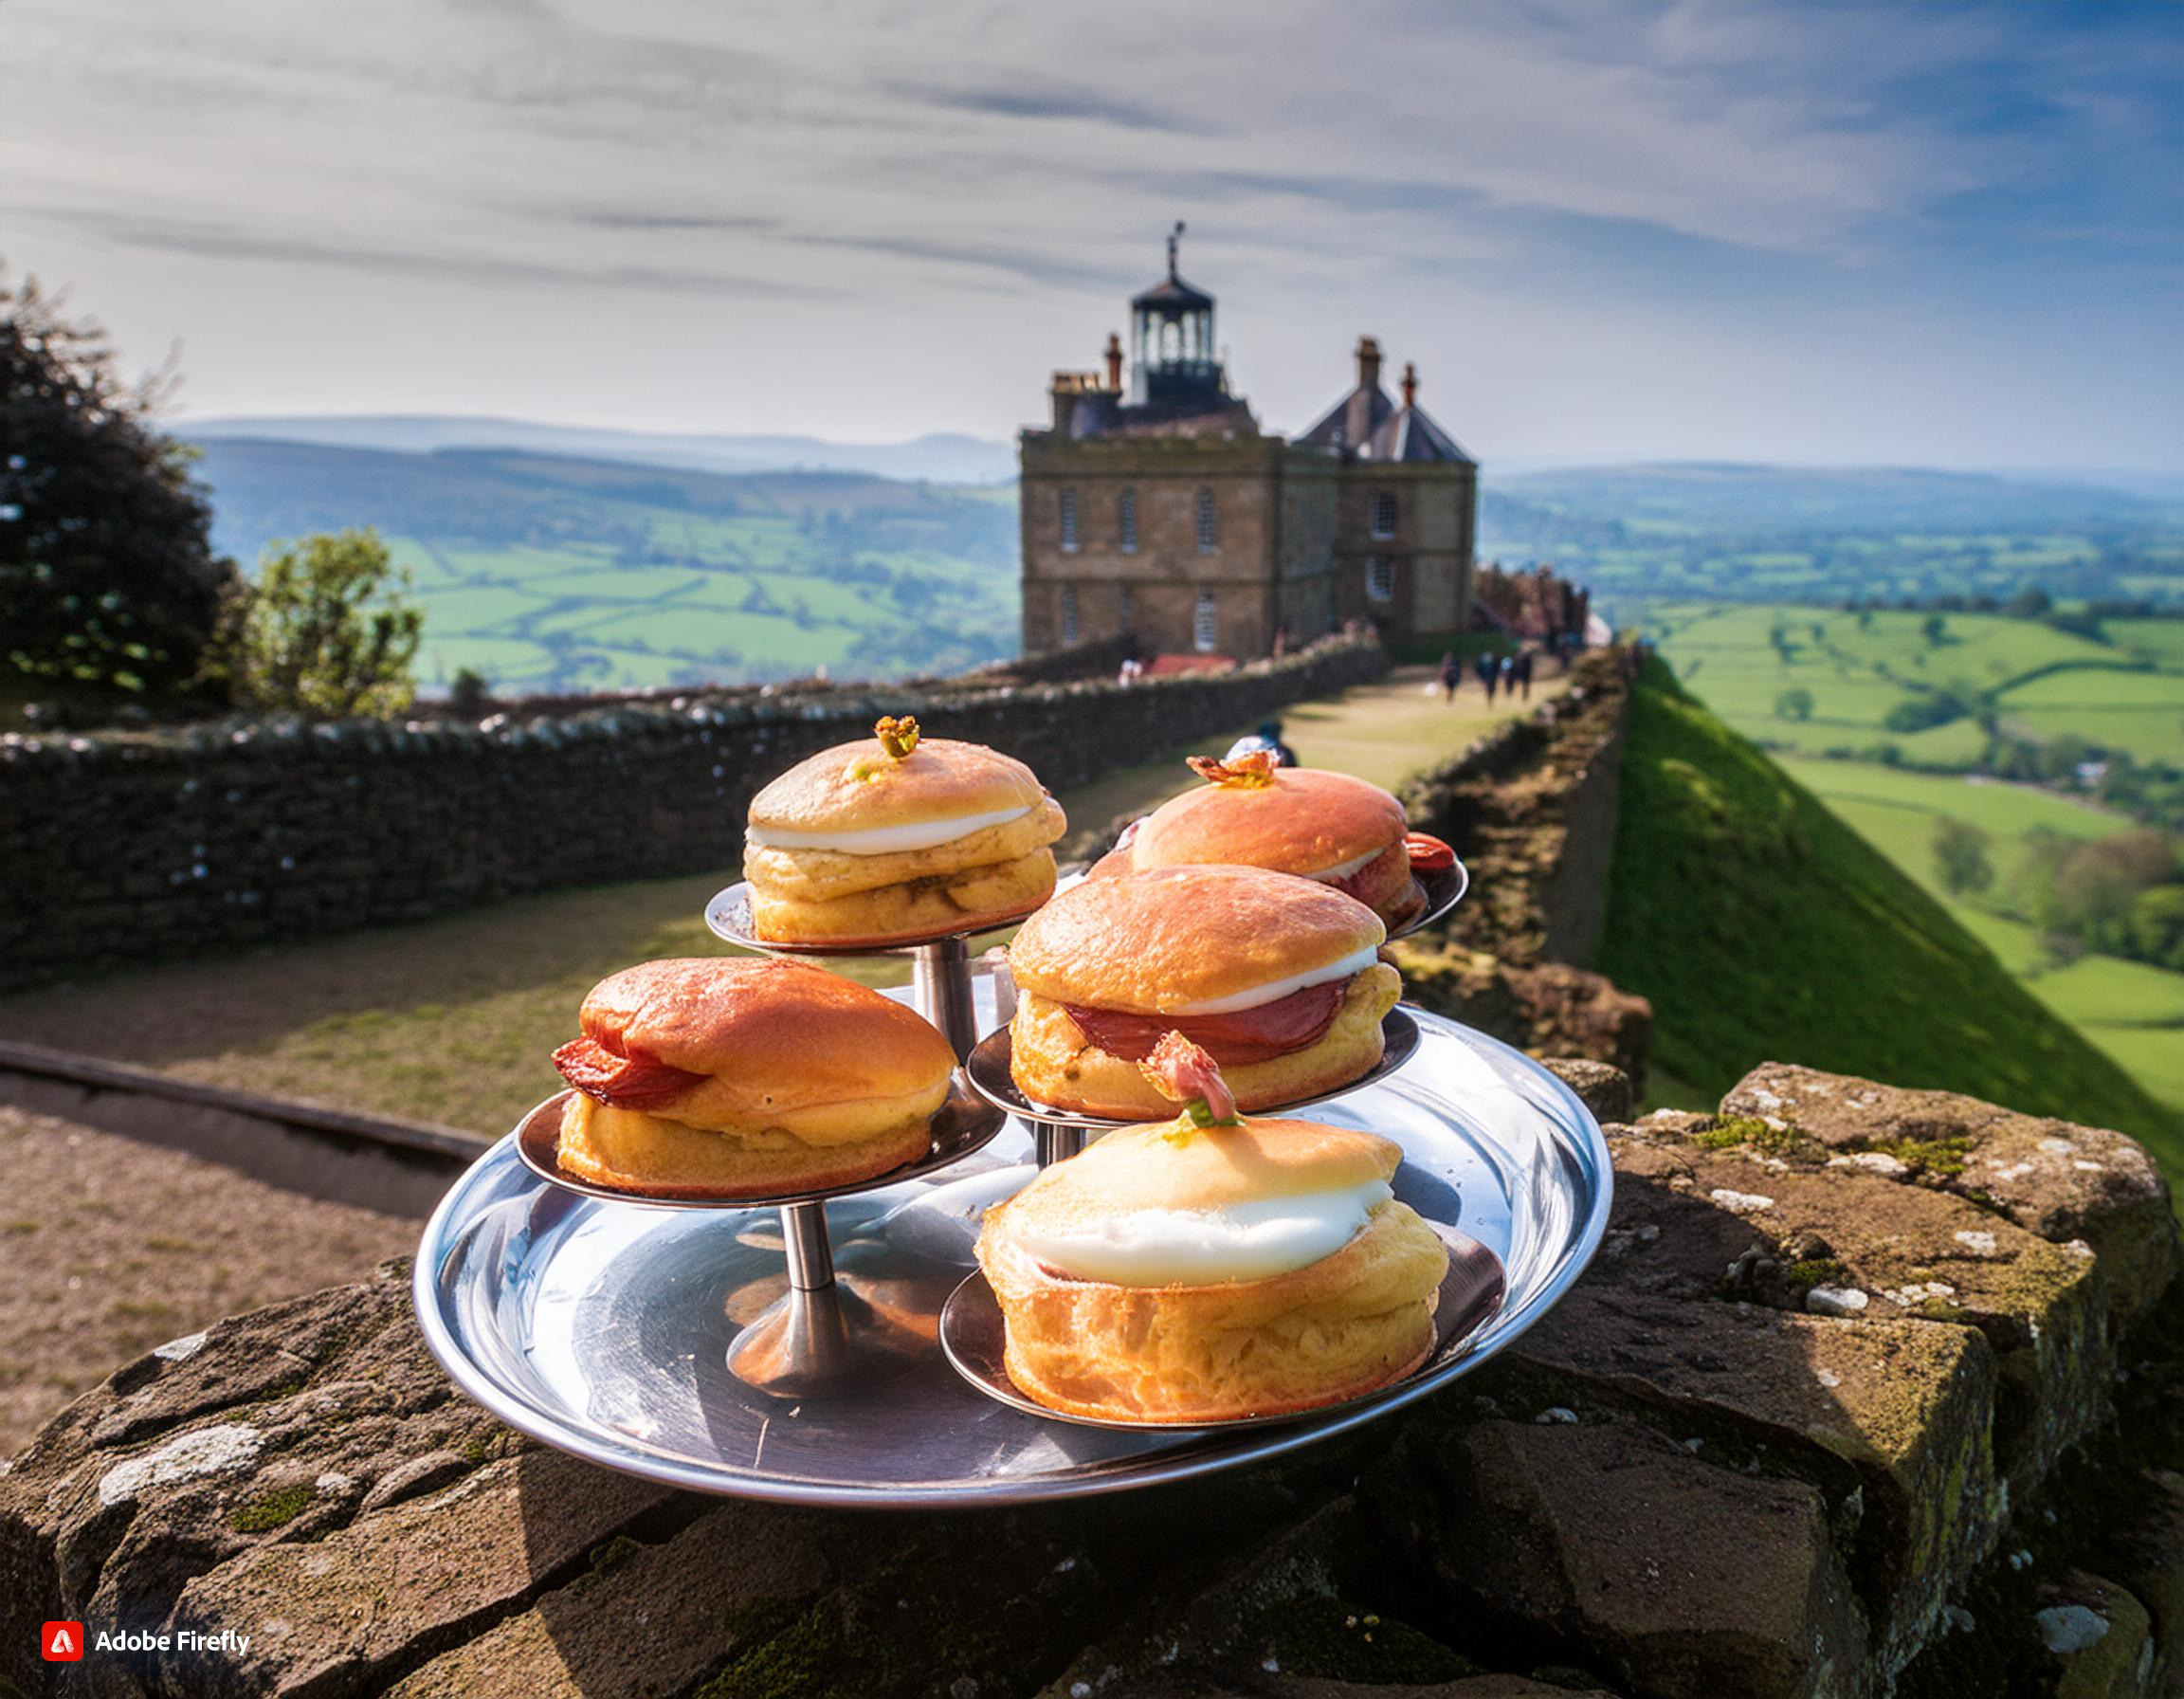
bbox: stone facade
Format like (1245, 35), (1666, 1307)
(1022, 248), (1476, 663)
(3, 1063), (2174, 1698)
(0, 635), (1387, 993)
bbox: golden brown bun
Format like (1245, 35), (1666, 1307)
(1132, 768), (1406, 882)
(977, 1178), (1450, 1423)
(556, 1093), (935, 1199)
(750, 736), (1048, 834)
(1007, 866), (1386, 1014)
(745, 847), (1058, 947)
(1010, 1115), (1400, 1219)
(745, 797), (1065, 902)
(576, 958), (955, 1131)
(1008, 963), (1402, 1119)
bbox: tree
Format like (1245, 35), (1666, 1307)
(2005, 585), (2053, 620)
(447, 667), (490, 717)
(1920, 612), (1948, 647)
(1933, 818), (1994, 897)
(1774, 686), (1814, 722)
(0, 270), (237, 703)
(210, 528), (422, 719)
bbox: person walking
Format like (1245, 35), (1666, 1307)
(1514, 648), (1535, 701)
(1499, 652), (1516, 699)
(1476, 651), (1498, 702)
(1437, 651), (1461, 703)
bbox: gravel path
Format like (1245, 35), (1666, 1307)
(0, 1105), (418, 1455)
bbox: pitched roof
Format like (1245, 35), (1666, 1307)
(1297, 383), (1473, 466)
(1131, 271), (1214, 312)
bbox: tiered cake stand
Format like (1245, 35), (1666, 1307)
(413, 852), (1611, 1507)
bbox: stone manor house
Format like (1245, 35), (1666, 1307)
(1019, 230), (1477, 662)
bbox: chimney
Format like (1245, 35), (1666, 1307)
(1104, 332), (1124, 392)
(1356, 336), (1382, 393)
(1401, 361), (1418, 411)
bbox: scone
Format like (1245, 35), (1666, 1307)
(1005, 864), (1402, 1118)
(550, 957), (954, 1197)
(1114, 752), (1433, 929)
(975, 1107), (1450, 1422)
(744, 715), (1066, 945)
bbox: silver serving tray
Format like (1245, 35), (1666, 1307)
(415, 1004), (1610, 1508)
(964, 1009), (1423, 1131)
(940, 1223), (1506, 1431)
(512, 1080), (1004, 1209)
(703, 876), (1078, 959)
(1394, 855), (1469, 941)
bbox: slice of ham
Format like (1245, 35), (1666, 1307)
(1065, 977), (1350, 1068)
(1139, 1032), (1237, 1122)
(552, 1036), (707, 1110)
(1324, 840), (1406, 901)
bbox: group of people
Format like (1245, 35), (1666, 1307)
(1436, 647), (1537, 704)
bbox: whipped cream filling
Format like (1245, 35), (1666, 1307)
(1014, 1180), (1392, 1286)
(1304, 844), (1384, 883)
(746, 803), (1032, 856)
(1166, 943), (1381, 1016)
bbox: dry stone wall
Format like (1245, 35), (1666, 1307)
(2, 1063), (2174, 1698)
(0, 635), (1384, 992)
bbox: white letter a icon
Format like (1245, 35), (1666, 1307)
(48, 1625), (78, 1655)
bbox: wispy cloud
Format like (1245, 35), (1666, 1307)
(1, 0), (2175, 466)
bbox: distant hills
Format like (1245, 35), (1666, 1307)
(175, 418), (2184, 695)
(1483, 462), (2183, 612)
(182, 415), (1016, 486)
(188, 438), (1019, 694)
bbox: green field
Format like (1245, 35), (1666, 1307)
(1483, 463), (2184, 609)
(196, 441), (1021, 694)
(1600, 659), (2181, 1189)
(1780, 758), (2183, 1115)
(1631, 601), (2182, 1128)
(1628, 601), (2180, 764)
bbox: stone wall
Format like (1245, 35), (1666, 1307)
(1396, 651), (1652, 1082)
(0, 635), (1386, 992)
(4, 1063), (2174, 1698)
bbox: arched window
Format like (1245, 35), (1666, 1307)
(1061, 586), (1080, 647)
(1058, 486), (1080, 553)
(1118, 584), (1135, 632)
(1194, 487), (1218, 554)
(1193, 591), (1217, 652)
(1366, 557), (1395, 603)
(1371, 490), (1398, 539)
(1119, 487), (1138, 553)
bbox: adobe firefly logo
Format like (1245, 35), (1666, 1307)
(42, 1620), (85, 1661)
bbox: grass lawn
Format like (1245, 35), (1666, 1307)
(0, 666), (1555, 1138)
(1776, 755), (2184, 1118)
(1601, 659), (2183, 1196)
(1636, 601), (2182, 766)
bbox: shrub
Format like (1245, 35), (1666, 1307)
(209, 528), (422, 720)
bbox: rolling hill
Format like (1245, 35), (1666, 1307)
(190, 439), (1021, 692)
(1482, 463), (2184, 610)
(1598, 654), (2181, 1187)
(184, 415), (1015, 484)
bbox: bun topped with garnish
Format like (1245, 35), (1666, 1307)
(743, 717), (1066, 945)
(550, 957), (954, 1197)
(1004, 865), (1401, 1118)
(1119, 753), (1429, 929)
(974, 1041), (1449, 1422)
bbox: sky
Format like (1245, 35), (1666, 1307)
(4, 0), (2181, 472)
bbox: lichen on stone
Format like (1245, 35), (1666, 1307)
(228, 1483), (316, 1533)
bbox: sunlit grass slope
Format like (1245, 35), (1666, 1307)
(1600, 656), (2181, 1187)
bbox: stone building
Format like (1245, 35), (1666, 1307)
(1020, 230), (1477, 662)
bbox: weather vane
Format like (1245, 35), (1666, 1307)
(1168, 219), (1185, 278)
